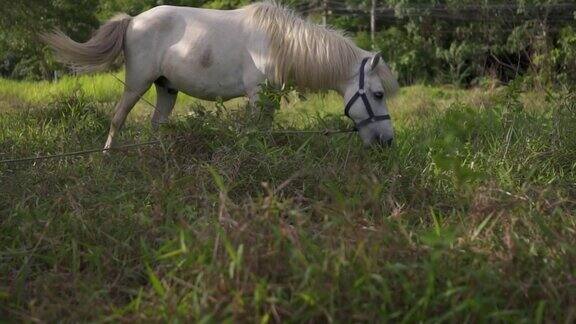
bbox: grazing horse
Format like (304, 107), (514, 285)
(41, 1), (399, 149)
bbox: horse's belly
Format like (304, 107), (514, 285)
(166, 62), (251, 102)
(177, 76), (246, 101)
(161, 57), (245, 100)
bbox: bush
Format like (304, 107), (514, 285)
(552, 27), (576, 85)
(374, 26), (438, 85)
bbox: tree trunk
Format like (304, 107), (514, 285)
(370, 0), (376, 47)
(322, 0), (328, 26)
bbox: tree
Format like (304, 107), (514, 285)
(0, 0), (100, 79)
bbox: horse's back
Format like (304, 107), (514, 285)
(127, 5), (249, 56)
(130, 5), (245, 35)
(124, 5), (259, 100)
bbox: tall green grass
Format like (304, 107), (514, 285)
(0, 80), (574, 322)
(0, 73), (124, 104)
(0, 72), (218, 115)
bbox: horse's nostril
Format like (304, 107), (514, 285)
(374, 136), (393, 148)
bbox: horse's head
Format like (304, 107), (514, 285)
(342, 53), (399, 147)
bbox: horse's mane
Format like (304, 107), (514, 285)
(244, 2), (399, 95)
(243, 2), (364, 90)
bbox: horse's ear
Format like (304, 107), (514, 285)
(370, 53), (382, 70)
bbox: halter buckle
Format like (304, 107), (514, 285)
(358, 89), (365, 95)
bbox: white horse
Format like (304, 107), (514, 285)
(41, 1), (399, 149)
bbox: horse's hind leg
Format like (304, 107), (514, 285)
(104, 82), (152, 151)
(151, 77), (178, 130)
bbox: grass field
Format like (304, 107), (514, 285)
(1, 74), (575, 322)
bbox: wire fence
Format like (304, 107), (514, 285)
(295, 1), (576, 23)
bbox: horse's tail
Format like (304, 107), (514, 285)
(40, 14), (133, 73)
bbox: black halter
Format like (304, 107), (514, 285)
(344, 57), (391, 130)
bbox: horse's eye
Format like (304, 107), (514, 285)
(373, 92), (384, 99)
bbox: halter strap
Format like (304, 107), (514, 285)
(344, 57), (391, 130)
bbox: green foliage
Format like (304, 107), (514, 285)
(364, 0), (576, 87)
(552, 27), (576, 85)
(374, 26), (437, 84)
(0, 0), (100, 79)
(435, 41), (482, 86)
(0, 0), (575, 87)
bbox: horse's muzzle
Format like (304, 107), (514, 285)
(374, 136), (393, 148)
